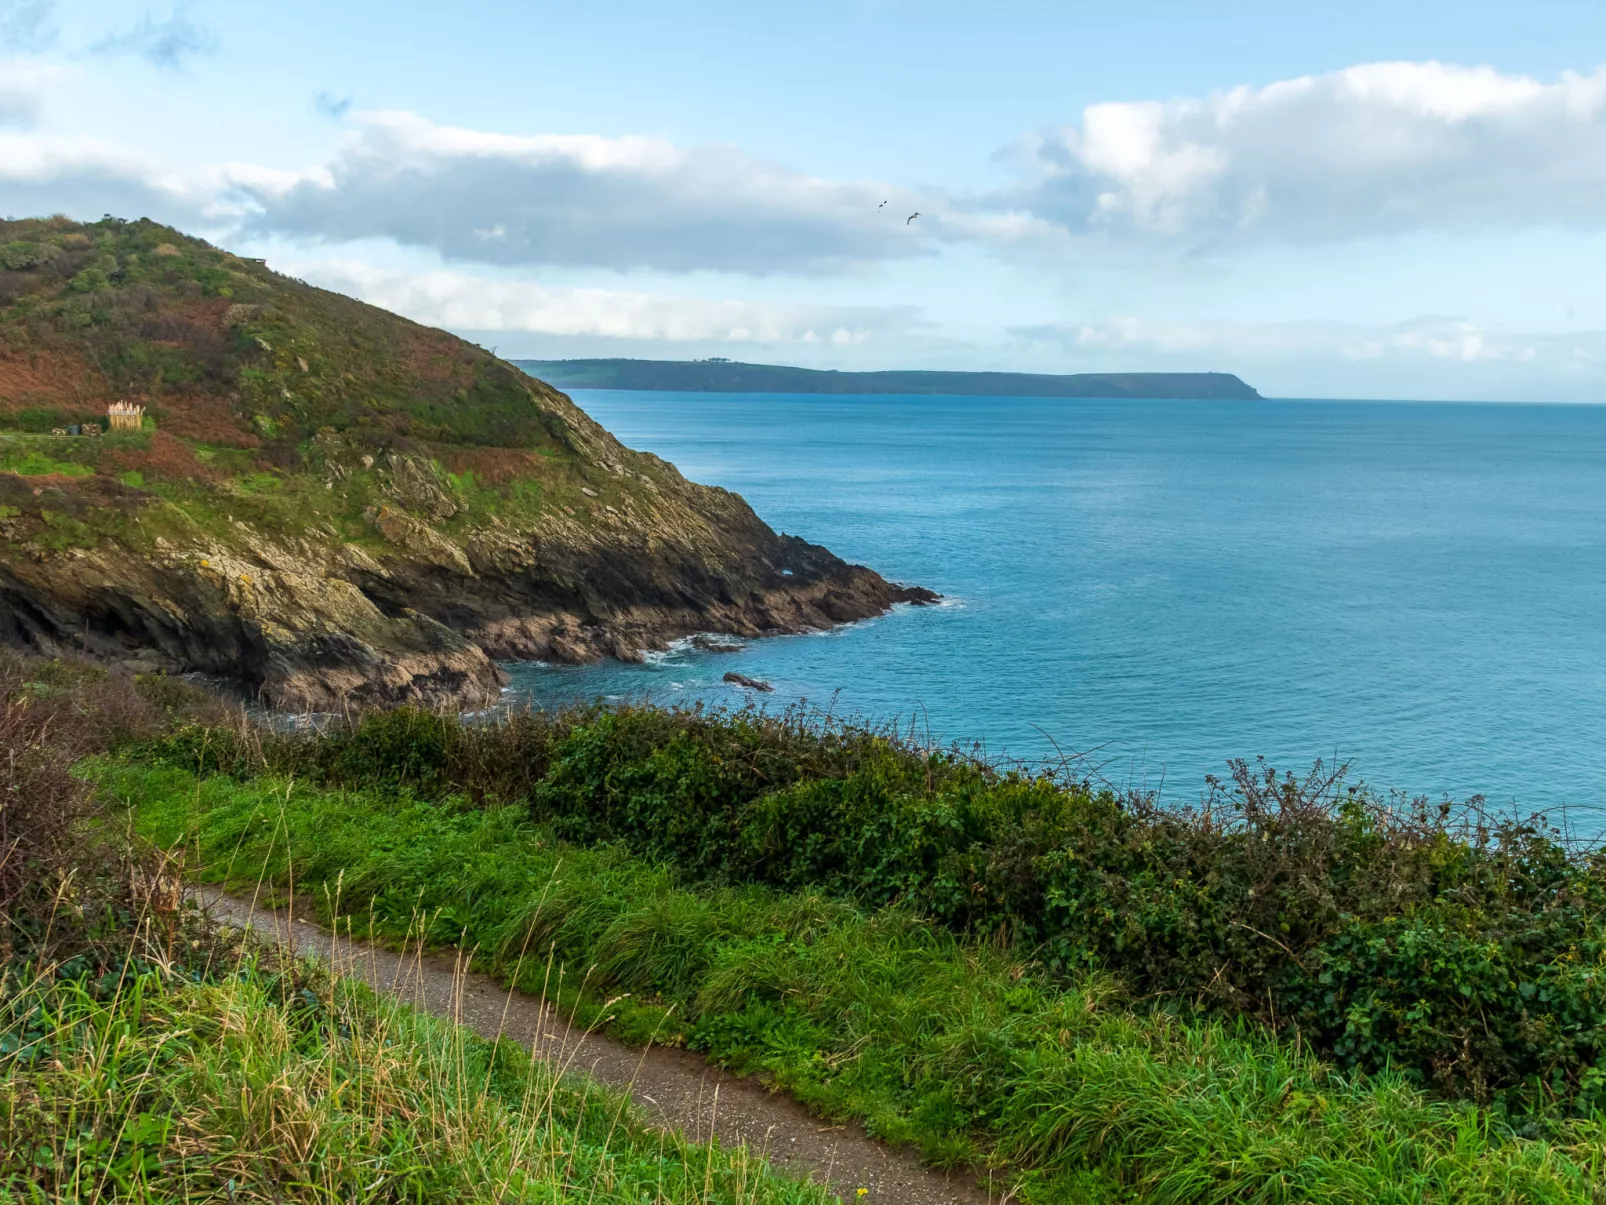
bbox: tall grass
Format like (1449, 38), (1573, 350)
(145, 704), (1606, 1113)
(0, 649), (224, 967)
(0, 655), (829, 1205)
(1, 952), (828, 1203)
(104, 763), (1606, 1204)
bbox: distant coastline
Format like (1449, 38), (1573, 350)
(516, 357), (1262, 400)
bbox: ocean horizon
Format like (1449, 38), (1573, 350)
(505, 389), (1606, 834)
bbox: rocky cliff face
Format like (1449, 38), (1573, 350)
(0, 217), (931, 709)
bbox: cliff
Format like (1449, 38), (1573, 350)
(0, 217), (931, 709)
(515, 358), (1262, 400)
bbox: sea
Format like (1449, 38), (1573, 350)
(503, 391), (1606, 829)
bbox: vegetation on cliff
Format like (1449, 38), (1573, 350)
(0, 216), (924, 709)
(74, 697), (1606, 1203)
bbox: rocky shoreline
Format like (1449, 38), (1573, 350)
(0, 217), (935, 708)
(0, 529), (934, 712)
(0, 472), (935, 712)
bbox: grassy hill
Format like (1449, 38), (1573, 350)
(0, 217), (926, 707)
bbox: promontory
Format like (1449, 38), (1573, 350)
(0, 217), (932, 709)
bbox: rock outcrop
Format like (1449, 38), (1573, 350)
(0, 216), (934, 709)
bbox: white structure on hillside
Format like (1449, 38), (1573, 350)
(107, 401), (146, 432)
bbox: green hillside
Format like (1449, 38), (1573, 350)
(0, 217), (925, 708)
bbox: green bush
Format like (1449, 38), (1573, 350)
(0, 240), (62, 271)
(135, 705), (1606, 1112)
(103, 764), (1606, 1203)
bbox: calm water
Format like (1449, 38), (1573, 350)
(505, 392), (1606, 821)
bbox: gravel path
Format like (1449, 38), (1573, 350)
(200, 888), (999, 1205)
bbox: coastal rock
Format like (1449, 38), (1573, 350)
(0, 531), (505, 711)
(723, 671), (774, 692)
(0, 216), (936, 711)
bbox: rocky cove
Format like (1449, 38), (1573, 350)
(0, 217), (932, 709)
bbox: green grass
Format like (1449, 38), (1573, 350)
(160, 706), (1606, 1116)
(100, 761), (1606, 1204)
(0, 446), (95, 477)
(0, 956), (827, 1204)
(0, 653), (823, 1205)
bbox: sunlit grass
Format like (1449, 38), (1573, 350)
(102, 762), (1606, 1205)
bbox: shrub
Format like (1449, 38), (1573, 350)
(106, 766), (1606, 1202)
(0, 651), (223, 963)
(133, 704), (1606, 1112)
(0, 241), (62, 271)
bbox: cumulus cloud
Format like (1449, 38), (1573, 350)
(245, 111), (931, 275)
(997, 61), (1606, 249)
(1011, 315), (1605, 369)
(96, 6), (218, 70)
(291, 260), (920, 345)
(0, 128), (258, 225)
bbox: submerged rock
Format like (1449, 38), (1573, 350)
(723, 671), (774, 692)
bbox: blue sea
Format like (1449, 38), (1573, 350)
(504, 391), (1606, 825)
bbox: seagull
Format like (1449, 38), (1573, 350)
(906, 212), (920, 224)
(878, 200), (888, 210)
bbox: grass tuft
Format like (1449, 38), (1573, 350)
(102, 763), (1606, 1204)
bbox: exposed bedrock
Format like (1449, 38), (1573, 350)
(0, 502), (933, 711)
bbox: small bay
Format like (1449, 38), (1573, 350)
(504, 390), (1606, 824)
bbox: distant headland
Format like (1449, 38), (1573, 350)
(515, 357), (1262, 400)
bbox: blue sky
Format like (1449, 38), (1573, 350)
(6, 1), (1606, 398)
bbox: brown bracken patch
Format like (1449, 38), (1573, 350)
(147, 393), (260, 448)
(107, 429), (223, 482)
(402, 328), (480, 387)
(439, 446), (541, 485)
(0, 349), (111, 412)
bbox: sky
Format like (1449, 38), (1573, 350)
(5, 1), (1606, 399)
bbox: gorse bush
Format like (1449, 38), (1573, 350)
(140, 703), (1606, 1112)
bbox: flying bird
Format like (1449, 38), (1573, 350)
(906, 212), (920, 224)
(878, 200), (888, 210)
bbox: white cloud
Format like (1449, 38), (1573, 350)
(0, 124), (266, 224)
(1011, 315), (1606, 378)
(290, 260), (921, 345)
(998, 61), (1606, 249)
(246, 111), (932, 275)
(14, 60), (1606, 274)
(0, 58), (63, 127)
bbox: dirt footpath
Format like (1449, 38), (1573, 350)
(200, 888), (1000, 1205)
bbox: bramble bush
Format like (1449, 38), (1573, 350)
(140, 703), (1606, 1112)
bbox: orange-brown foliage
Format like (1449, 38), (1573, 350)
(148, 393), (259, 447)
(439, 445), (541, 485)
(0, 348), (111, 412)
(107, 429), (222, 482)
(403, 329), (479, 386)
